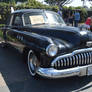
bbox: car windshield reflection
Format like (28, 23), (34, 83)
(23, 11), (66, 26)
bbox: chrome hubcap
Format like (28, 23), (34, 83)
(28, 51), (38, 76)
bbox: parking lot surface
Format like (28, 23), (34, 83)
(0, 46), (92, 92)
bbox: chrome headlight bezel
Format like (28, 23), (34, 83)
(46, 44), (58, 57)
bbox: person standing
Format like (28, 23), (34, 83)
(63, 10), (69, 25)
(58, 7), (62, 17)
(85, 17), (91, 30)
(69, 11), (74, 26)
(74, 10), (80, 27)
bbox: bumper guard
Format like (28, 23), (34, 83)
(36, 64), (92, 78)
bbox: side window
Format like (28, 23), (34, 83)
(12, 15), (23, 26)
(24, 14), (31, 25)
(6, 15), (11, 25)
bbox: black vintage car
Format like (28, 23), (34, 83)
(1, 9), (92, 79)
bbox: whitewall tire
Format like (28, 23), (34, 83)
(28, 50), (39, 76)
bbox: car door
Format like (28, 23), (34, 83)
(6, 13), (25, 51)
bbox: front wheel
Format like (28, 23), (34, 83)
(28, 50), (40, 77)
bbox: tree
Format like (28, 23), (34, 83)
(0, 0), (27, 3)
(45, 0), (73, 7)
(81, 0), (92, 6)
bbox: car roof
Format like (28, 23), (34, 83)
(12, 9), (45, 14)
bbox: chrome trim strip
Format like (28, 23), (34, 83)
(78, 54), (81, 65)
(67, 57), (70, 66)
(81, 53), (84, 65)
(89, 52), (91, 64)
(75, 55), (78, 65)
(58, 60), (60, 67)
(84, 53), (87, 64)
(73, 56), (75, 65)
(37, 64), (92, 79)
(64, 59), (66, 66)
(70, 57), (72, 66)
(91, 52), (92, 63)
(87, 53), (89, 64)
(61, 60), (63, 66)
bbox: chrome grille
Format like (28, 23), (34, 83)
(51, 48), (92, 70)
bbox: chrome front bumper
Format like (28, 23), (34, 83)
(36, 64), (92, 78)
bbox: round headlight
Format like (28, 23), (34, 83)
(46, 44), (58, 57)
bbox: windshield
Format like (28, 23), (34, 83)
(45, 11), (65, 25)
(23, 11), (65, 26)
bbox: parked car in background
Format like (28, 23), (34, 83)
(1, 9), (92, 79)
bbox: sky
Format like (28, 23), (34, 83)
(37, 0), (92, 8)
(67, 0), (91, 8)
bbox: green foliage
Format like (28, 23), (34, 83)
(16, 0), (58, 11)
(0, 1), (88, 24)
(0, 24), (5, 38)
(80, 8), (88, 22)
(0, 0), (26, 3)
(0, 1), (59, 24)
(68, 6), (75, 10)
(62, 6), (88, 22)
(90, 7), (92, 10)
(0, 3), (12, 24)
(0, 31), (3, 38)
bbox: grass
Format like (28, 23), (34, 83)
(0, 31), (3, 41)
(0, 24), (5, 26)
(0, 24), (5, 40)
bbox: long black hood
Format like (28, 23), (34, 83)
(28, 25), (81, 46)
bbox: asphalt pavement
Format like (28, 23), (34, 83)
(0, 45), (92, 92)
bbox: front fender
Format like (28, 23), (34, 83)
(21, 31), (54, 52)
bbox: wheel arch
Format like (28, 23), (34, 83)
(23, 46), (41, 62)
